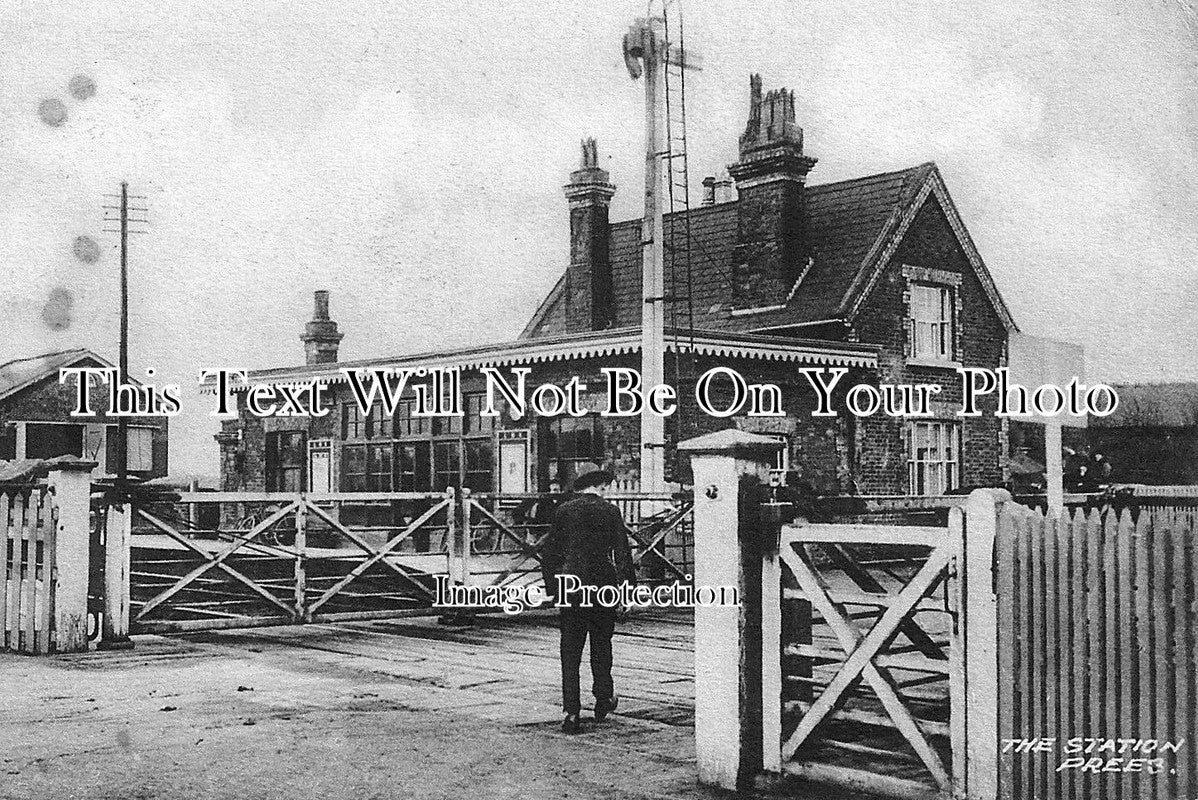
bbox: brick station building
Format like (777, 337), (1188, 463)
(216, 76), (1017, 506)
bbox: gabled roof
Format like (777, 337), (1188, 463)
(0, 349), (115, 404)
(521, 162), (1017, 339)
(838, 164), (1016, 330)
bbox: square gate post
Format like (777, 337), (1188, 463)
(47, 462), (96, 653)
(679, 430), (783, 791)
(98, 500), (134, 649)
(962, 488), (1010, 799)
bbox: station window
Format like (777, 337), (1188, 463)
(266, 431), (306, 492)
(544, 417), (605, 487)
(909, 283), (954, 361)
(907, 421), (960, 495)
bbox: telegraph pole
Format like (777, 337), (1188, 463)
(98, 182), (145, 652)
(117, 182), (129, 490)
(103, 182), (147, 492)
(638, 19), (667, 495)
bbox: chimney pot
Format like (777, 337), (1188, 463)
(701, 176), (716, 206)
(313, 290), (330, 321)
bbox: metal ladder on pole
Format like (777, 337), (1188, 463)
(659, 0), (698, 399)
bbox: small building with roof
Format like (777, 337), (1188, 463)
(0, 349), (168, 479)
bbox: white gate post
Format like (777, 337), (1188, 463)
(98, 499), (134, 649)
(679, 429), (782, 791)
(962, 488), (1009, 799)
(47, 462), (96, 653)
(761, 513), (782, 777)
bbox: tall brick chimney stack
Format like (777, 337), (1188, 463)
(300, 290), (343, 365)
(563, 138), (616, 332)
(728, 74), (817, 307)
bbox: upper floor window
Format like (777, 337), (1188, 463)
(910, 283), (954, 361)
(431, 412), (463, 437)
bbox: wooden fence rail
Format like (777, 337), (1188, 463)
(997, 505), (1197, 800)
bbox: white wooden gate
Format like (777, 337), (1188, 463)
(772, 519), (962, 799)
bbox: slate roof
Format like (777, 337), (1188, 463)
(0, 349), (111, 403)
(1090, 383), (1198, 429)
(521, 162), (979, 339)
(237, 326), (878, 386)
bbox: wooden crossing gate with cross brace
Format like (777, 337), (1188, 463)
(683, 431), (1002, 800)
(763, 494), (1004, 800)
(119, 489), (694, 634)
(774, 518), (964, 798)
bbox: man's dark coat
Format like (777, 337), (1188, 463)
(541, 493), (636, 595)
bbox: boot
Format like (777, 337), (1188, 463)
(562, 713), (582, 734)
(594, 695), (618, 722)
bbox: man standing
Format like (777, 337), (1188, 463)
(514, 478), (563, 545)
(541, 466), (635, 734)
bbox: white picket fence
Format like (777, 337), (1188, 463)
(1, 485), (57, 653)
(0, 464), (94, 655)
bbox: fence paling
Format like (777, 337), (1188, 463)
(1, 491), (14, 651)
(997, 506), (1198, 800)
(0, 487), (57, 655)
(36, 488), (52, 654)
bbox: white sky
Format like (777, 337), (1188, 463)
(2, 0), (1197, 476)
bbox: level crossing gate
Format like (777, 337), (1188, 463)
(119, 489), (694, 634)
(773, 518), (964, 799)
(682, 430), (1000, 800)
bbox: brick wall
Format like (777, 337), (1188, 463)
(850, 197), (1008, 494)
(730, 179), (805, 307)
(216, 353), (863, 495)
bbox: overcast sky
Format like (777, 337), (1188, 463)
(3, 0), (1196, 476)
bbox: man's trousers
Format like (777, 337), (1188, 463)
(558, 604), (617, 715)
